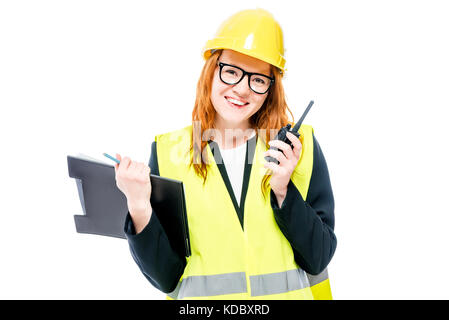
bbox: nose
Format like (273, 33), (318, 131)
(232, 74), (251, 96)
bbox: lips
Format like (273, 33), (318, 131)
(225, 96), (249, 108)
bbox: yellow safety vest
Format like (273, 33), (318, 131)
(155, 124), (332, 300)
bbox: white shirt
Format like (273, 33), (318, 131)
(219, 131), (256, 206)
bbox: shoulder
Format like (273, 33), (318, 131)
(298, 124), (314, 137)
(295, 123), (314, 153)
(154, 125), (192, 165)
(299, 124), (325, 165)
(155, 124), (192, 144)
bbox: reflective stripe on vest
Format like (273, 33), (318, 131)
(307, 269), (329, 287)
(250, 269), (309, 297)
(168, 268), (313, 299)
(168, 272), (247, 300)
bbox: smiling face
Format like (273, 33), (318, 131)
(210, 49), (272, 130)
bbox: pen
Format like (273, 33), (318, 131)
(103, 153), (120, 164)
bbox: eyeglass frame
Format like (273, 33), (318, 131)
(217, 61), (275, 95)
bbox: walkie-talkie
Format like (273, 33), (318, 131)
(264, 100), (315, 164)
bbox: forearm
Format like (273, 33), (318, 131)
(271, 182), (336, 275)
(123, 139), (186, 293)
(124, 211), (186, 293)
(272, 134), (337, 275)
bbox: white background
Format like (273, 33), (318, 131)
(1, 0), (448, 299)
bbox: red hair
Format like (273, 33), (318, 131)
(189, 49), (295, 199)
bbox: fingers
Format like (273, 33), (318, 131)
(264, 133), (302, 176)
(128, 160), (138, 173)
(264, 148), (288, 166)
(286, 132), (302, 158)
(263, 161), (280, 175)
(268, 133), (302, 161)
(128, 161), (145, 180)
(115, 156), (148, 180)
(118, 156), (132, 173)
(141, 165), (151, 179)
(267, 140), (294, 161)
(137, 163), (150, 181)
(114, 153), (122, 172)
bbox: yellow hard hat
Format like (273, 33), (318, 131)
(203, 8), (286, 75)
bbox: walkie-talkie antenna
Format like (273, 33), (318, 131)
(291, 100), (314, 133)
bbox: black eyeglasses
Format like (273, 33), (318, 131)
(217, 62), (274, 94)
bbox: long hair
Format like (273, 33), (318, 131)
(189, 49), (294, 200)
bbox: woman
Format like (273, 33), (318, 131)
(115, 8), (336, 300)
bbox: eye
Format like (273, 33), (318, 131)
(253, 77), (267, 85)
(225, 69), (238, 76)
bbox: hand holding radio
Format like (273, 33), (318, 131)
(263, 100), (314, 205)
(264, 132), (302, 198)
(264, 100), (313, 165)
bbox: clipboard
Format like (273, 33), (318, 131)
(67, 155), (191, 257)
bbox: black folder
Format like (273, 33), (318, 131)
(67, 155), (191, 257)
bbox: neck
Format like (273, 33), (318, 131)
(213, 119), (255, 150)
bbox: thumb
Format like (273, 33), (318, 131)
(114, 153), (122, 172)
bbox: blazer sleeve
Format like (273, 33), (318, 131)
(123, 141), (186, 293)
(271, 133), (337, 275)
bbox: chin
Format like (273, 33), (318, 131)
(214, 103), (254, 127)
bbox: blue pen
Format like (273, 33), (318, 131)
(103, 153), (120, 164)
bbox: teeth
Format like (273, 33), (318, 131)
(227, 97), (246, 106)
